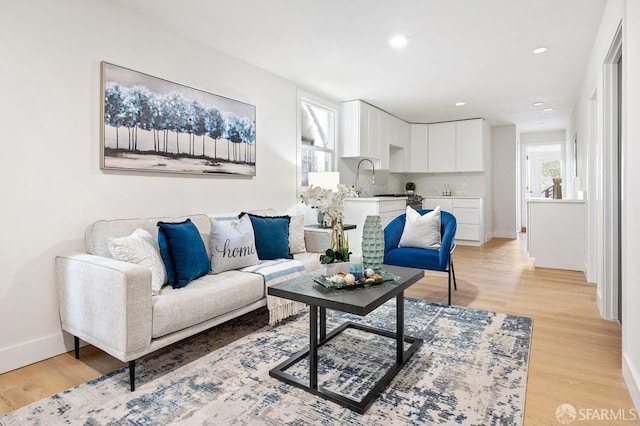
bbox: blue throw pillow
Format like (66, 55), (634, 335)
(157, 219), (210, 288)
(240, 213), (293, 260)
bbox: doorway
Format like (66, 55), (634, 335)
(601, 25), (623, 322)
(520, 142), (564, 230)
(527, 144), (563, 199)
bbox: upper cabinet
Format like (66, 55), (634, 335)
(428, 122), (456, 172)
(455, 119), (485, 172)
(389, 115), (410, 173)
(427, 118), (487, 173)
(409, 124), (429, 172)
(341, 100), (487, 173)
(341, 100), (410, 171)
(341, 100), (378, 159)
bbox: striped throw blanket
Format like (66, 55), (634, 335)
(240, 259), (307, 325)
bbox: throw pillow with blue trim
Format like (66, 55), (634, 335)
(157, 218), (210, 288)
(240, 213), (293, 260)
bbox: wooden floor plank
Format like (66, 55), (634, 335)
(0, 235), (636, 424)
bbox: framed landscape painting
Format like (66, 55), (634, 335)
(101, 62), (256, 176)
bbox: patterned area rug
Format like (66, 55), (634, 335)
(1, 298), (532, 425)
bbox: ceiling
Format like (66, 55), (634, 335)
(110, 0), (607, 133)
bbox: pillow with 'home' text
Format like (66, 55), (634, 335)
(209, 214), (259, 273)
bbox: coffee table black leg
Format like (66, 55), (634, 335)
(309, 304), (318, 390)
(319, 307), (327, 341)
(397, 292), (404, 363)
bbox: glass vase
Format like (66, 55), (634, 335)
(362, 215), (384, 271)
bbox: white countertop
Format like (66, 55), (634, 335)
(423, 195), (482, 199)
(527, 198), (585, 204)
(345, 196), (407, 201)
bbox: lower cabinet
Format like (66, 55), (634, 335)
(423, 197), (484, 246)
(343, 198), (406, 255)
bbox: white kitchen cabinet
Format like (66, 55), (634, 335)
(343, 197), (406, 255)
(409, 124), (429, 172)
(341, 100), (379, 160)
(341, 100), (412, 171)
(423, 197), (484, 246)
(423, 197), (453, 213)
(422, 119), (487, 173)
(389, 116), (408, 173)
(428, 122), (456, 172)
(378, 110), (389, 170)
(455, 119), (485, 172)
(398, 119), (411, 172)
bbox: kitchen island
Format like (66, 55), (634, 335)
(343, 197), (406, 255)
(527, 198), (586, 270)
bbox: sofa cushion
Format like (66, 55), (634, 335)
(86, 214), (212, 259)
(399, 206), (441, 249)
(108, 228), (167, 296)
(157, 219), (210, 288)
(209, 215), (259, 273)
(152, 271), (265, 338)
(241, 213), (293, 260)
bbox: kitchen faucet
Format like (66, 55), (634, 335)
(356, 158), (376, 196)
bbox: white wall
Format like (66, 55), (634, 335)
(622, 0), (640, 411)
(492, 125), (517, 238)
(0, 0), (303, 373)
(407, 172), (486, 197)
(571, 0), (640, 411)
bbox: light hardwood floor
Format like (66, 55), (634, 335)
(1, 235), (637, 424)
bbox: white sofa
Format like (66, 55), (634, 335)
(56, 212), (321, 391)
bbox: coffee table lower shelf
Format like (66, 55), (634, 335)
(269, 319), (423, 414)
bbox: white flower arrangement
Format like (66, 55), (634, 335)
(300, 184), (356, 227)
(300, 183), (357, 262)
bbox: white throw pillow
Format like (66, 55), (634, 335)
(288, 214), (306, 254)
(209, 214), (259, 273)
(108, 228), (167, 296)
(399, 205), (442, 250)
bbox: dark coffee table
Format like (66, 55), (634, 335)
(268, 264), (424, 414)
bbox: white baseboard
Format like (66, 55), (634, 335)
(623, 352), (640, 412)
(0, 331), (73, 374)
(492, 229), (518, 239)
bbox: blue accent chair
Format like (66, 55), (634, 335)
(383, 209), (458, 305)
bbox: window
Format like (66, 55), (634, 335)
(297, 92), (338, 190)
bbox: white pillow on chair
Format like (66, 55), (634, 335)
(399, 205), (441, 250)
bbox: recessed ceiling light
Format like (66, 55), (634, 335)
(455, 102), (466, 106)
(533, 47), (548, 54)
(533, 102), (545, 107)
(388, 35), (408, 49)
(544, 108), (554, 112)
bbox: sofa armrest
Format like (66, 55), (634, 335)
(304, 229), (329, 253)
(56, 253), (153, 362)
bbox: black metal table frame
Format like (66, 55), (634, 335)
(269, 291), (423, 414)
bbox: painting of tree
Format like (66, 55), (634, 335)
(101, 62), (256, 176)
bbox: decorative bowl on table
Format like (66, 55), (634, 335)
(313, 270), (400, 289)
